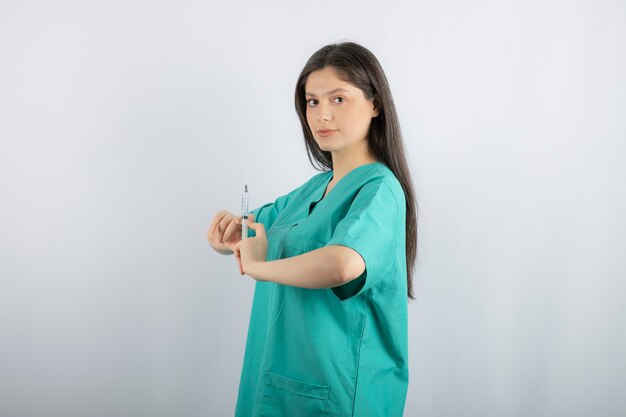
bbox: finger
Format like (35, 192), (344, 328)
(217, 215), (233, 243)
(247, 221), (266, 239)
(209, 211), (228, 235)
(223, 217), (242, 242)
(234, 249), (243, 275)
(211, 217), (229, 242)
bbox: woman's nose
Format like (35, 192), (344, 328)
(316, 106), (332, 122)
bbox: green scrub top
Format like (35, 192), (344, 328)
(234, 161), (408, 417)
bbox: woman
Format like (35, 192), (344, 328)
(208, 41), (417, 417)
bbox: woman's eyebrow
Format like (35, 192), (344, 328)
(305, 88), (351, 97)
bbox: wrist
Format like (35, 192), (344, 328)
(246, 260), (267, 281)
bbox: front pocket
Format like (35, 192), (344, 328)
(260, 370), (329, 417)
(282, 232), (325, 259)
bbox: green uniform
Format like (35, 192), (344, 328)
(234, 161), (408, 417)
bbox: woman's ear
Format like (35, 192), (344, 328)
(372, 98), (380, 118)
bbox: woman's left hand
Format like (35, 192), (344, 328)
(234, 217), (268, 277)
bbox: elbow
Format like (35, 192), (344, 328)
(334, 246), (366, 284)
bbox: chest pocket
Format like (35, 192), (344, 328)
(280, 230), (326, 259)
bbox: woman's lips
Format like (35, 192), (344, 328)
(317, 129), (337, 137)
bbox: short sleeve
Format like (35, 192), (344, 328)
(326, 178), (401, 300)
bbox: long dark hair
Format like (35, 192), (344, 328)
(294, 42), (419, 300)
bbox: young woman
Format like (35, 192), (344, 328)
(208, 41), (417, 417)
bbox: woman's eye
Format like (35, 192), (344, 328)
(306, 97), (345, 106)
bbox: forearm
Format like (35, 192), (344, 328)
(246, 245), (358, 289)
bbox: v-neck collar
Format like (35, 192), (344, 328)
(308, 161), (384, 216)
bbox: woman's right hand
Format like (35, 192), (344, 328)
(207, 210), (242, 254)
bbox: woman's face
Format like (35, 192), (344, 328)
(304, 66), (379, 154)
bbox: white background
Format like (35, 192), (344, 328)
(1, 0), (625, 416)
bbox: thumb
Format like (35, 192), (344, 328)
(247, 219), (266, 238)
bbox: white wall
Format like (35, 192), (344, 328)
(1, 0), (624, 416)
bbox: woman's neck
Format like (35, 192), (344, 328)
(330, 140), (379, 183)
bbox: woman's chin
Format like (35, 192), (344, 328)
(316, 141), (338, 152)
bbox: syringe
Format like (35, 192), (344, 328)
(241, 184), (249, 239)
